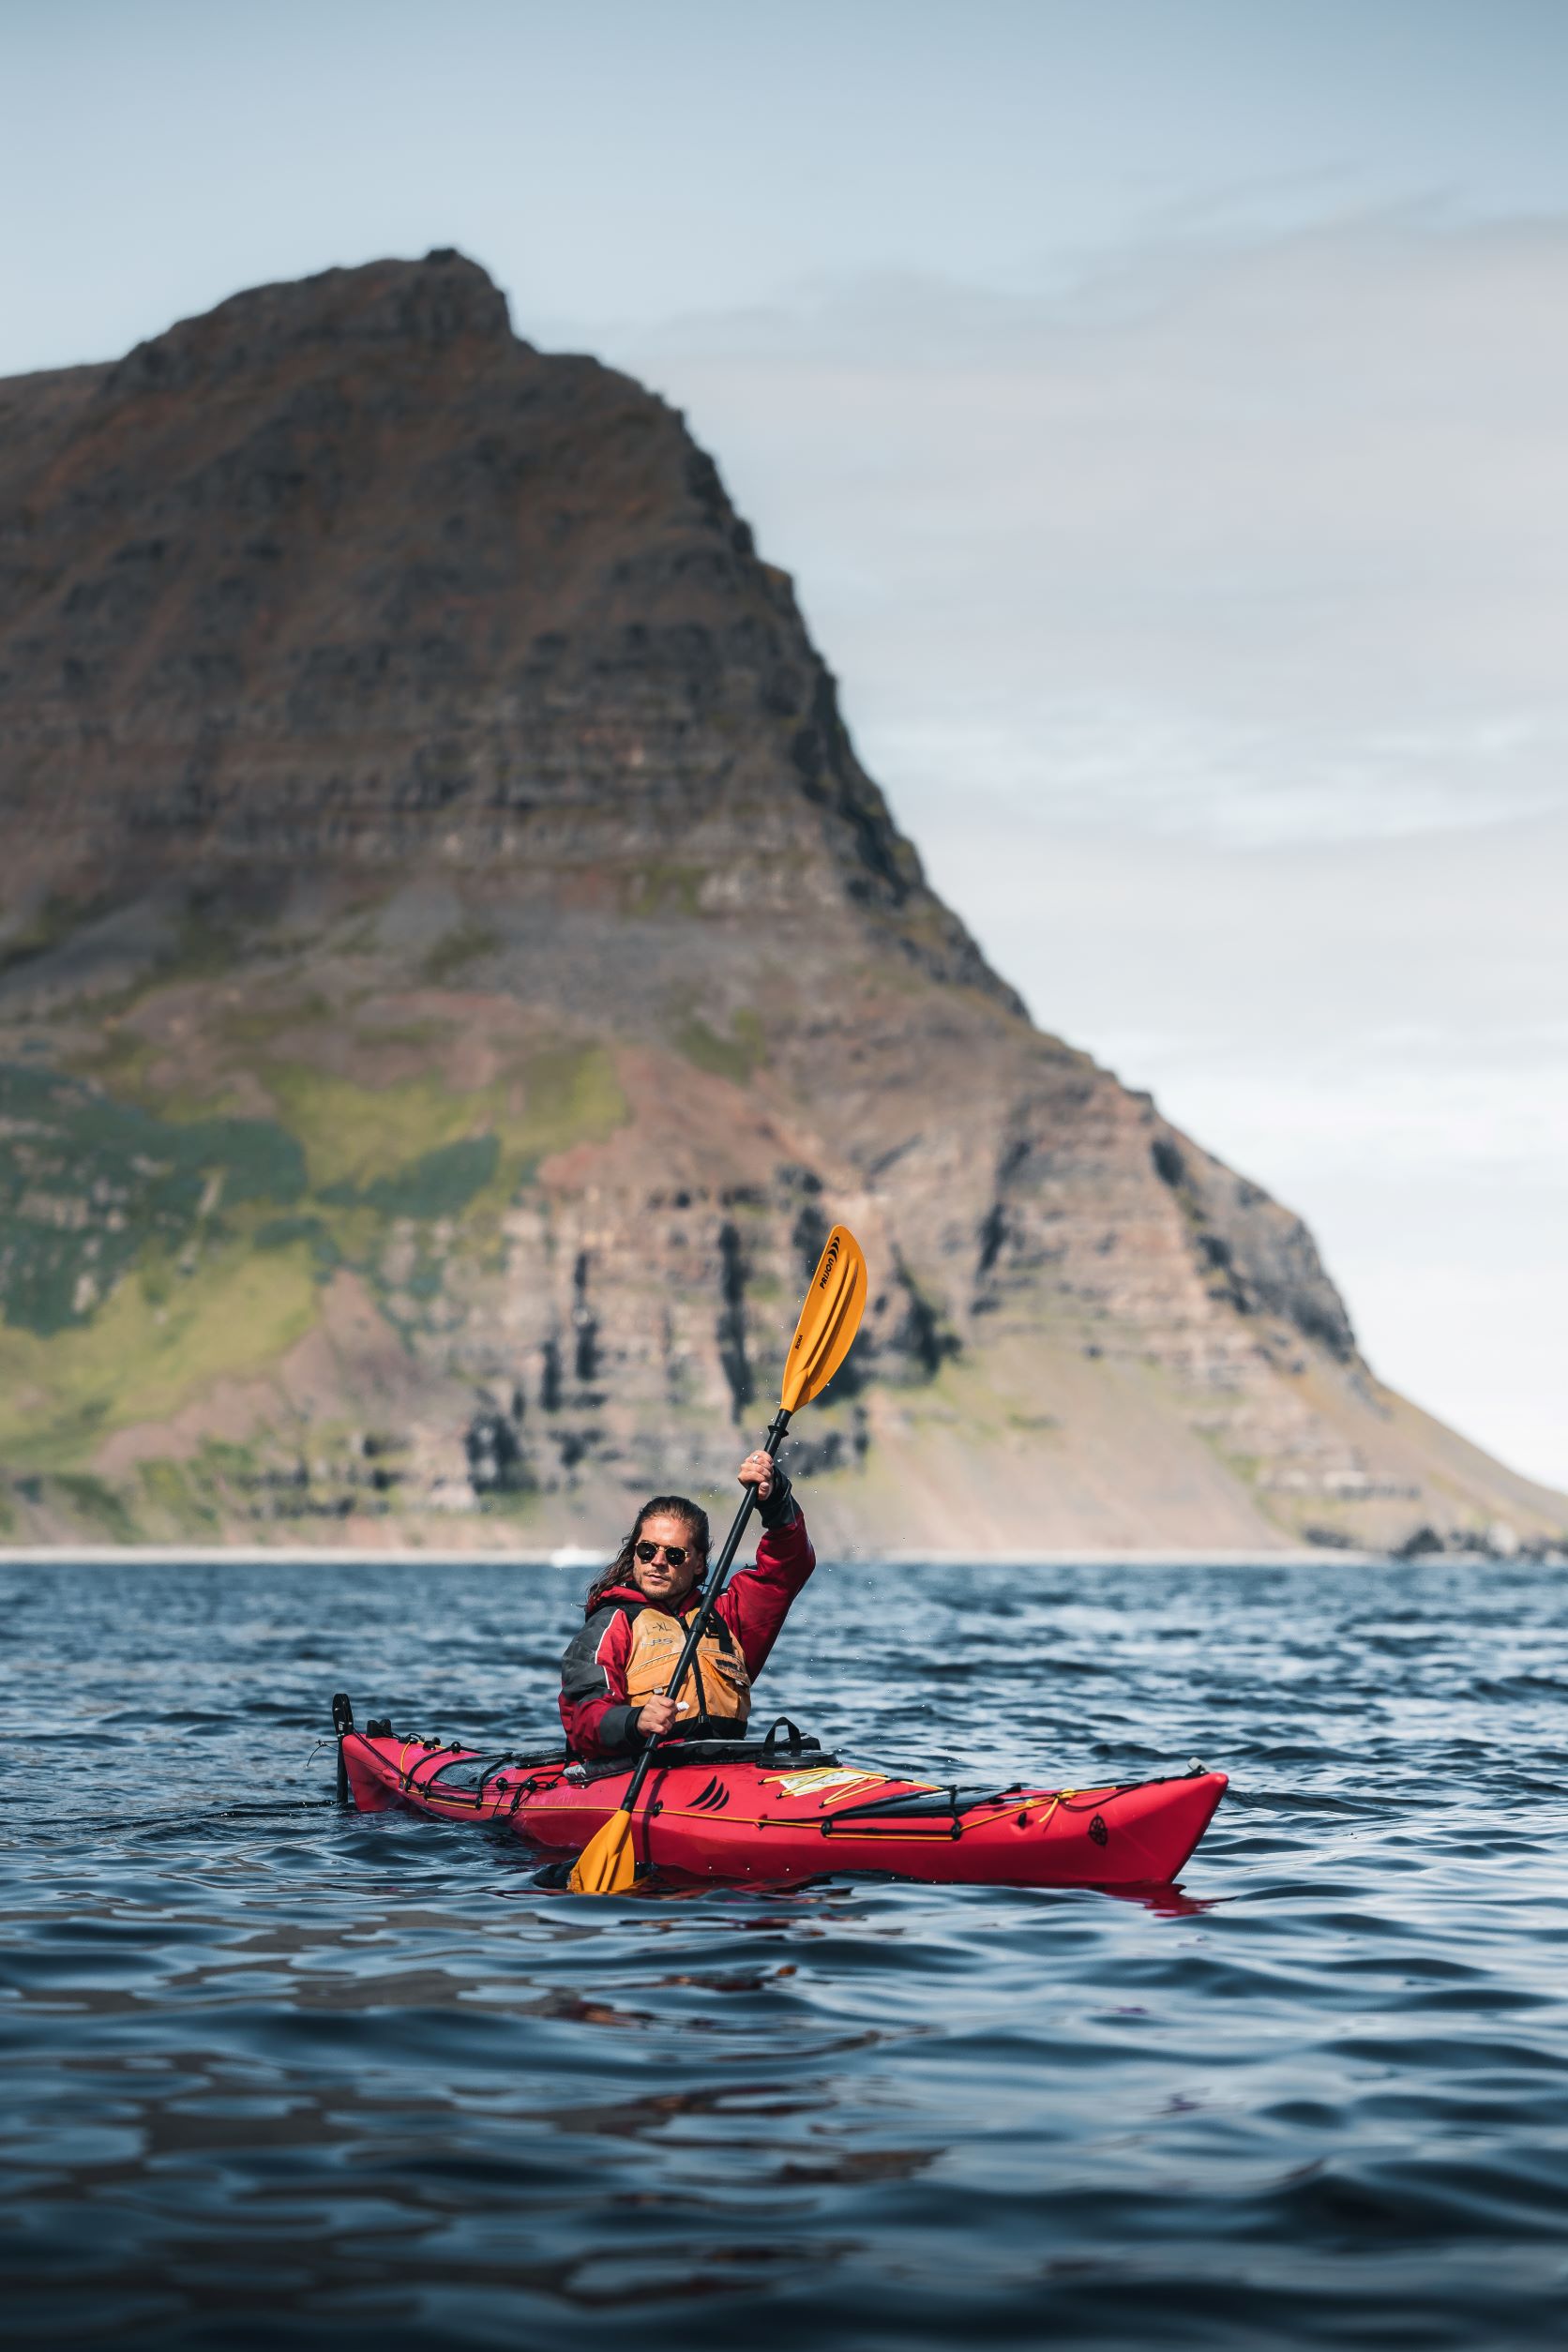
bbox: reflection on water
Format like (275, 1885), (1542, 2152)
(5, 1556), (1568, 2345)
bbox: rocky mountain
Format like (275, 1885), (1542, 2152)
(0, 250), (1560, 1556)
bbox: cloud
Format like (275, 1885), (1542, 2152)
(594, 217), (1568, 1486)
(614, 214), (1568, 842)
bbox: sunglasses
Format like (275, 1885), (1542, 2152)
(635, 1539), (694, 1568)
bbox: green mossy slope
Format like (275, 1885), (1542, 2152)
(0, 1020), (631, 1515)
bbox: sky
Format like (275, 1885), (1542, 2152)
(6, 0), (1566, 1489)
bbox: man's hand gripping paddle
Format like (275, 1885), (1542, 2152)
(568, 1224), (867, 1895)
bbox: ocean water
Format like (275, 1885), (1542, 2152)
(4, 1551), (1568, 2349)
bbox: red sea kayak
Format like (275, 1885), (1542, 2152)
(333, 1701), (1226, 1889)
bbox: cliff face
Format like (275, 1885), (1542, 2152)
(0, 251), (1559, 1554)
(0, 252), (995, 998)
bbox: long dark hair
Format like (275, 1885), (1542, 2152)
(584, 1494), (711, 1613)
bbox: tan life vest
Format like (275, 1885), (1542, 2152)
(622, 1601), (751, 1726)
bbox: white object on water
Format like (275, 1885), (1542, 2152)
(549, 1545), (602, 1571)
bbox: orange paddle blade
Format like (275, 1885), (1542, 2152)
(567, 1805), (637, 1894)
(781, 1225), (867, 1413)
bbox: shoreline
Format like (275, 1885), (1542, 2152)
(0, 1542), (1507, 1569)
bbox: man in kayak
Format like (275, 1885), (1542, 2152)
(559, 1450), (813, 1759)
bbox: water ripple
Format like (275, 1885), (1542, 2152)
(4, 1554), (1568, 2345)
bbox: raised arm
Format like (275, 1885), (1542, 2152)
(714, 1462), (816, 1680)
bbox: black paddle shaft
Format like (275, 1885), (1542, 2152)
(614, 1409), (792, 1818)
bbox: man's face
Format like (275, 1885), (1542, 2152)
(631, 1514), (703, 1607)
